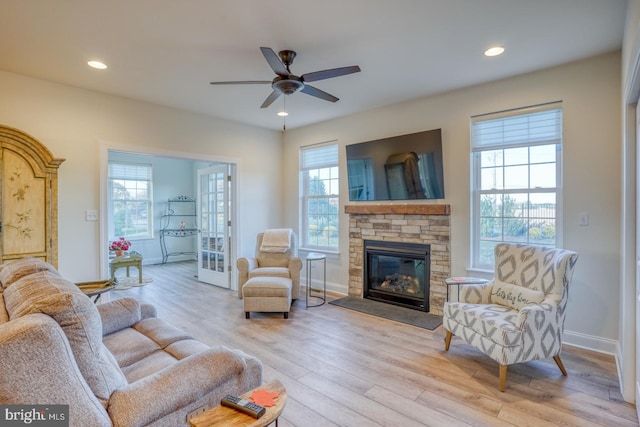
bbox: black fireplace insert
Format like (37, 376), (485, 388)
(363, 240), (430, 312)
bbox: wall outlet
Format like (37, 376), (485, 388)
(186, 406), (207, 422)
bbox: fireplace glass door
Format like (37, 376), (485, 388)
(364, 240), (430, 311)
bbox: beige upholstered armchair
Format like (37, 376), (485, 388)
(443, 243), (578, 391)
(237, 231), (303, 300)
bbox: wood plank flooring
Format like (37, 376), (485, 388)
(111, 261), (638, 427)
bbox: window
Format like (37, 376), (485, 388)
(108, 162), (153, 240)
(300, 143), (339, 251)
(471, 103), (562, 269)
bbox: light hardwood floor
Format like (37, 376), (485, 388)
(112, 261), (638, 427)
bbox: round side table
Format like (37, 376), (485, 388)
(305, 252), (327, 308)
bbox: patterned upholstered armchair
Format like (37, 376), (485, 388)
(443, 243), (578, 391)
(236, 231), (303, 300)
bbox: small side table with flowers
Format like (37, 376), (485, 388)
(109, 238), (143, 286)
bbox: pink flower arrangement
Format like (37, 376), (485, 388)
(110, 237), (132, 252)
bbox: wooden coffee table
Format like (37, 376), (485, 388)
(189, 380), (286, 427)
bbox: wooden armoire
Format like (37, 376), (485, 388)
(0, 125), (64, 267)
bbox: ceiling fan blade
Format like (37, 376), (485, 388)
(301, 65), (361, 83)
(210, 81), (271, 85)
(300, 85), (339, 102)
(260, 47), (289, 76)
(260, 90), (282, 108)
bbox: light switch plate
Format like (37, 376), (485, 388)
(86, 210), (98, 221)
(578, 212), (589, 226)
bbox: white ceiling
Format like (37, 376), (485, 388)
(0, 0), (627, 131)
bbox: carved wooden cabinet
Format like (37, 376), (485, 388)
(0, 125), (64, 267)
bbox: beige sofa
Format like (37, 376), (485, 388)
(0, 258), (263, 426)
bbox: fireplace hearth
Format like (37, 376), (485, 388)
(363, 240), (430, 312)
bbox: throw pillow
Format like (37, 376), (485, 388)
(490, 281), (545, 310)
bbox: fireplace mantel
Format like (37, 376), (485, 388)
(345, 203), (450, 216)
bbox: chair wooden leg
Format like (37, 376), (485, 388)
(444, 330), (452, 351)
(553, 355), (568, 376)
(499, 365), (508, 392)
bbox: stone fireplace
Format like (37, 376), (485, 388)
(364, 239), (430, 311)
(346, 204), (450, 315)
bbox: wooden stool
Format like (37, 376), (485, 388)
(242, 277), (292, 319)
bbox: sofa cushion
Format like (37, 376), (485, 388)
(249, 267), (291, 280)
(0, 257), (59, 289)
(490, 281), (545, 310)
(444, 301), (523, 347)
(3, 271), (127, 404)
(103, 327), (162, 368)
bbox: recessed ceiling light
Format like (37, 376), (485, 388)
(484, 46), (505, 57)
(88, 60), (107, 69)
(277, 111), (288, 117)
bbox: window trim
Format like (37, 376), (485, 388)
(299, 142), (339, 252)
(108, 161), (154, 240)
(470, 102), (563, 270)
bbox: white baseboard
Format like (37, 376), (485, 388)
(563, 329), (617, 355)
(307, 278), (347, 296)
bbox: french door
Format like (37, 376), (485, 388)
(197, 165), (232, 288)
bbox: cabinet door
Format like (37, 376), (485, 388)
(0, 125), (64, 267)
(1, 147), (49, 263)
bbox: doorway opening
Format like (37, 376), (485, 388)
(103, 148), (237, 290)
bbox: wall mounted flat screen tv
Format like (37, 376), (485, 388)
(346, 128), (445, 201)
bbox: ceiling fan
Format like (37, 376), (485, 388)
(210, 47), (361, 108)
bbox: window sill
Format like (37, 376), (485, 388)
(465, 267), (494, 280)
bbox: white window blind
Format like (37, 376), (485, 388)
(472, 104), (562, 150)
(108, 163), (152, 180)
(301, 144), (339, 170)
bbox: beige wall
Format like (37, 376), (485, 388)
(0, 70), (283, 282)
(0, 51), (623, 353)
(284, 52), (622, 351)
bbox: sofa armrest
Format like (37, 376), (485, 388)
(516, 297), (560, 331)
(288, 257), (303, 273)
(236, 257), (258, 298)
(98, 298), (144, 336)
(288, 257), (303, 299)
(0, 314), (111, 426)
(459, 280), (494, 304)
(139, 302), (157, 319)
(107, 347), (247, 427)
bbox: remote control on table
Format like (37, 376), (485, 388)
(220, 394), (266, 419)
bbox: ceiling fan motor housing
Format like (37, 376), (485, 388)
(272, 75), (304, 95)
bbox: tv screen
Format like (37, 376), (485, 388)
(346, 129), (445, 201)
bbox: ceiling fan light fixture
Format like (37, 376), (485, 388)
(87, 60), (107, 69)
(272, 77), (304, 95)
(484, 46), (505, 57)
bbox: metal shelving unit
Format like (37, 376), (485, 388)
(159, 196), (198, 264)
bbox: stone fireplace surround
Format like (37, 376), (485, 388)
(346, 204), (451, 315)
